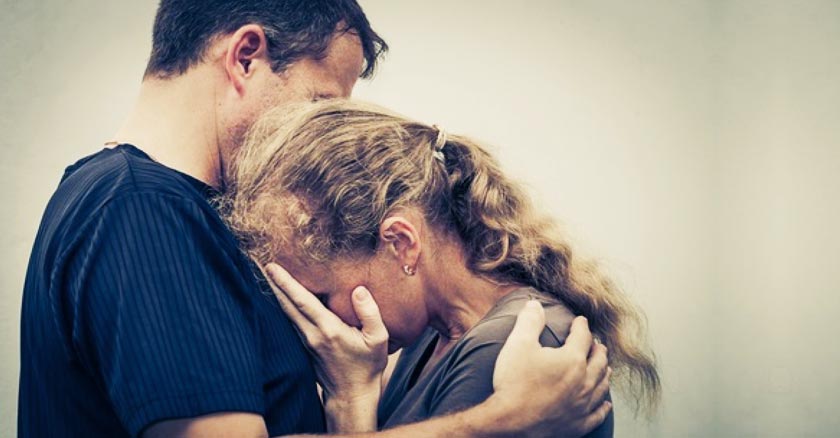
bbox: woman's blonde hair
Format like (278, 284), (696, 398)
(221, 99), (660, 414)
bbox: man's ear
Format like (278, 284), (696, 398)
(224, 24), (269, 95)
(379, 217), (422, 268)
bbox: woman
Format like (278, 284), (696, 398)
(221, 100), (659, 434)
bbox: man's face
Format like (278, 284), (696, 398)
(222, 29), (365, 168)
(274, 30), (366, 103)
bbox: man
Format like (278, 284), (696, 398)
(18, 1), (611, 437)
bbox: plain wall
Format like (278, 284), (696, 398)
(2, 1), (838, 437)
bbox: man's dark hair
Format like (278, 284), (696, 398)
(144, 0), (388, 79)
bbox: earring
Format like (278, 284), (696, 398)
(402, 265), (416, 276)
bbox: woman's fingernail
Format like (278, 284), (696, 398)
(353, 287), (370, 302)
(266, 263), (283, 277)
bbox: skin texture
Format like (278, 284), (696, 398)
(124, 22), (611, 438)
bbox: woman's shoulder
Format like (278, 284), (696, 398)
(461, 288), (577, 349)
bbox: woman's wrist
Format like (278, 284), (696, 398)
(323, 384), (381, 433)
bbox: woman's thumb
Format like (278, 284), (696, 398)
(351, 287), (389, 346)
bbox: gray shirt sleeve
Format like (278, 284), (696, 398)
(427, 336), (508, 417)
(381, 290), (613, 437)
(427, 296), (567, 417)
(425, 310), (567, 418)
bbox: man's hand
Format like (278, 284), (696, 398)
(489, 300), (612, 438)
(264, 263), (388, 433)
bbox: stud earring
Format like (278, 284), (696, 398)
(402, 265), (416, 276)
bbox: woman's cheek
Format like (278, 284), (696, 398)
(329, 294), (361, 327)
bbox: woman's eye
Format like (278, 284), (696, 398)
(312, 94), (335, 103)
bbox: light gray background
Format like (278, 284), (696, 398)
(2, 1), (839, 437)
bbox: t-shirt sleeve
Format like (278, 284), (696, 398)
(427, 314), (570, 419)
(71, 192), (264, 436)
(427, 338), (505, 418)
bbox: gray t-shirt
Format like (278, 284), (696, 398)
(377, 288), (614, 437)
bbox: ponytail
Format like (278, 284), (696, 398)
(438, 135), (660, 414)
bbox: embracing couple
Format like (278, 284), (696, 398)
(19, 1), (658, 437)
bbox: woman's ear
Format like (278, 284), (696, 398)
(223, 24), (269, 95)
(379, 216), (421, 269)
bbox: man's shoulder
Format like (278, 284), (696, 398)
(58, 144), (207, 205)
(37, 145), (227, 256)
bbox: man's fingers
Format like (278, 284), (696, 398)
(351, 286), (389, 346)
(505, 300), (547, 348)
(581, 400), (613, 435)
(492, 300), (546, 390)
(590, 366), (612, 409)
(265, 263), (343, 329)
(586, 343), (609, 387)
(564, 316), (594, 358)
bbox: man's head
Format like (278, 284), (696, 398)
(145, 0), (386, 80)
(143, 0), (387, 167)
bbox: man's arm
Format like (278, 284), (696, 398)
(78, 194), (271, 437)
(144, 267), (612, 438)
(143, 303), (610, 438)
(288, 305), (610, 438)
(266, 263), (611, 438)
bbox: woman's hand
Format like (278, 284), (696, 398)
(263, 263), (388, 433)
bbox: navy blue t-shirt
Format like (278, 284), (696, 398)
(18, 144), (325, 437)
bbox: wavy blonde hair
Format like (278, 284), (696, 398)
(220, 99), (660, 414)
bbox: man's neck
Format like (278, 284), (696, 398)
(112, 71), (224, 188)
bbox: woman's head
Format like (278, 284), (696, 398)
(223, 100), (469, 348)
(222, 99), (660, 413)
(224, 100), (536, 283)
(227, 101), (447, 256)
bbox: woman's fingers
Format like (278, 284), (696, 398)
(350, 287), (389, 347)
(261, 265), (386, 411)
(265, 263), (344, 329)
(259, 264), (310, 325)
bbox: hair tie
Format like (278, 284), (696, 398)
(431, 125), (447, 163)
